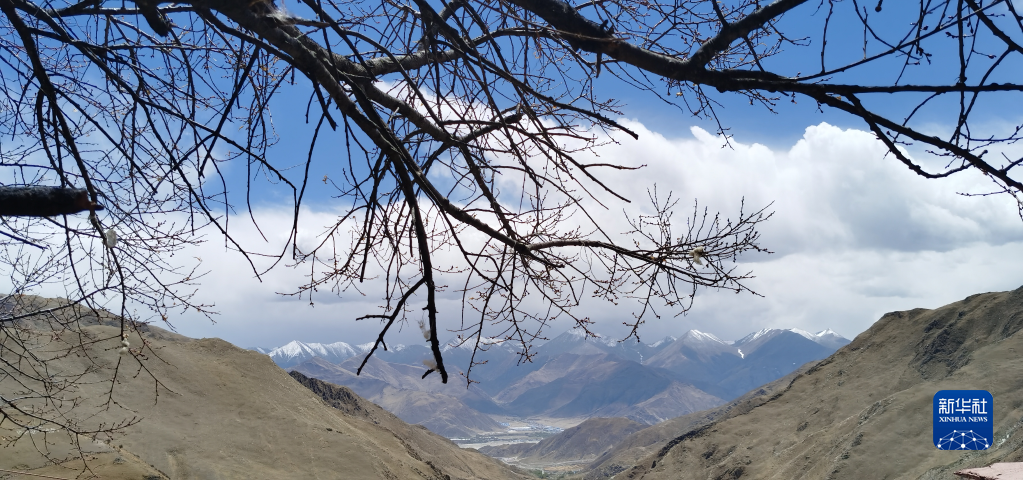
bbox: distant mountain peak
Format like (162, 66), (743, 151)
(263, 340), (359, 368)
(737, 328), (778, 344)
(787, 328), (816, 341)
(735, 327), (849, 349)
(565, 328), (613, 344)
(566, 328), (588, 338)
(648, 336), (676, 348)
(442, 335), (508, 352)
(555, 328), (619, 348)
(799, 328), (849, 344)
(682, 329), (725, 343)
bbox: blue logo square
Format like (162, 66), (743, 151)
(933, 390), (993, 450)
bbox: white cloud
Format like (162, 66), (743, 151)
(599, 121), (1021, 254)
(559, 121), (1023, 341)
(166, 121), (1023, 350)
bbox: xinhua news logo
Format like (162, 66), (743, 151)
(933, 390), (993, 451)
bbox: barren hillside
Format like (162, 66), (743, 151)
(621, 287), (1023, 479)
(0, 300), (529, 480)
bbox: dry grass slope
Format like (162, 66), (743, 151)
(288, 370), (533, 478)
(582, 364), (810, 479)
(620, 287), (1023, 479)
(1, 300), (530, 480)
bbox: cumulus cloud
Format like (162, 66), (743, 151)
(166, 121), (1023, 348)
(600, 121), (1021, 254)
(563, 121), (1023, 341)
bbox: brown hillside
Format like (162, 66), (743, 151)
(583, 363), (809, 479)
(622, 287), (1023, 479)
(1, 303), (529, 480)
(292, 356), (505, 437)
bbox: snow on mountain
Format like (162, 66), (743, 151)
(266, 340), (359, 368)
(788, 328), (817, 342)
(531, 329), (675, 363)
(536, 329), (612, 357)
(650, 329), (741, 363)
(811, 329), (851, 350)
(442, 336), (509, 352)
(556, 328), (619, 347)
(797, 328), (851, 349)
(258, 326), (846, 370)
(736, 328), (777, 345)
(356, 342), (407, 354)
(565, 328), (588, 338)
(735, 328), (849, 349)
(681, 329), (725, 344)
(649, 336), (677, 348)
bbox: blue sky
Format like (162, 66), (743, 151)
(123, 0), (1023, 350)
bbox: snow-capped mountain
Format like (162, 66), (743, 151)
(643, 327), (850, 400)
(675, 329), (729, 350)
(735, 328), (850, 351)
(356, 342), (375, 353)
(810, 328), (851, 350)
(257, 327), (848, 372)
(441, 335), (516, 353)
(649, 336), (677, 348)
(256, 326), (848, 367)
(643, 329), (739, 365)
(535, 329), (677, 363)
(265, 340), (360, 368)
(259, 322), (852, 440)
(643, 329), (744, 395)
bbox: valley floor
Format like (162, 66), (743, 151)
(453, 416), (580, 449)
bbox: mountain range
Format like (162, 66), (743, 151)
(256, 326), (850, 438)
(256, 327), (847, 374)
